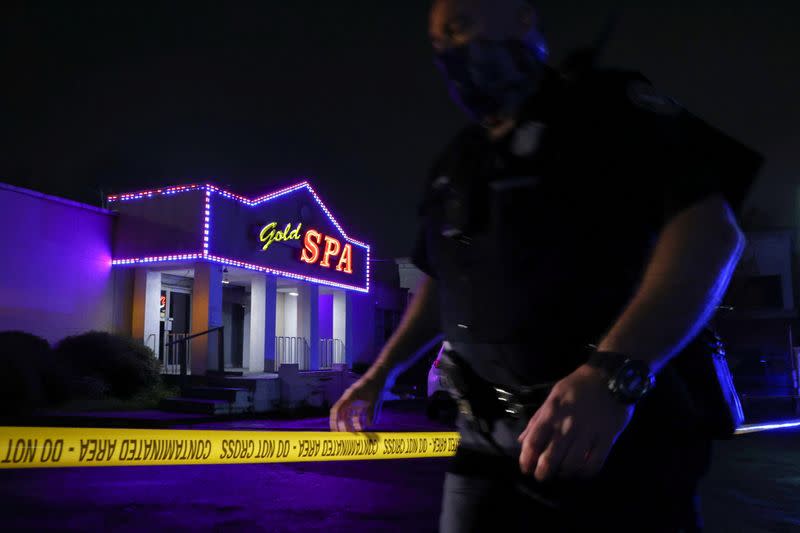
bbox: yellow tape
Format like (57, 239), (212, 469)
(0, 427), (461, 469)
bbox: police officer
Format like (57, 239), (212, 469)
(331, 0), (762, 531)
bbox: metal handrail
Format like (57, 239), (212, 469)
(145, 333), (157, 354)
(165, 326), (224, 346)
(319, 338), (345, 369)
(275, 336), (310, 370)
(162, 332), (187, 375)
(165, 326), (225, 379)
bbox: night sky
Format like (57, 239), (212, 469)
(1, 1), (798, 259)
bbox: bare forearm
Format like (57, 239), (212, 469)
(596, 200), (745, 373)
(365, 275), (441, 381)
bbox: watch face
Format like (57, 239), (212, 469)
(614, 360), (654, 401)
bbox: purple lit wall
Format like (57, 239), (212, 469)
(0, 183), (122, 343)
(112, 189), (206, 258)
(318, 294), (333, 339)
(347, 281), (410, 367)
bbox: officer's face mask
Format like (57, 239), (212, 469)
(434, 35), (547, 124)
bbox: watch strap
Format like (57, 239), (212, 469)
(586, 349), (655, 404)
(586, 350), (631, 375)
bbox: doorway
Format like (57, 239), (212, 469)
(222, 285), (248, 370)
(159, 285), (192, 374)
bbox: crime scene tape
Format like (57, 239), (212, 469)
(0, 427), (461, 469)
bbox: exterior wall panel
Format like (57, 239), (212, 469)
(0, 184), (115, 343)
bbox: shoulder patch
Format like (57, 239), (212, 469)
(626, 80), (682, 116)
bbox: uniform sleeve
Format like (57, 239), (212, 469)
(409, 157), (446, 280)
(659, 110), (762, 224)
(408, 126), (479, 279)
(623, 79), (763, 227)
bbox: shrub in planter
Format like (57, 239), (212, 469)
(55, 331), (162, 400)
(0, 331), (51, 415)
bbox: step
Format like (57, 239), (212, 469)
(162, 374), (208, 388)
(182, 387), (250, 404)
(206, 369), (245, 377)
(159, 398), (248, 415)
(206, 375), (279, 390)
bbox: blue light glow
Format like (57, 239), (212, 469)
(735, 419), (800, 434)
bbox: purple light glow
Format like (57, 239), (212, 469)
(109, 182), (370, 292)
(204, 189), (211, 257)
(112, 253), (203, 265)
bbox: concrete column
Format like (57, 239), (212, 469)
(284, 291), (298, 337)
(131, 269), (161, 353)
(333, 290), (347, 364)
(191, 262), (223, 374)
(345, 291), (355, 368)
(249, 275), (277, 373)
(264, 277), (277, 373)
(242, 302), (251, 370)
(298, 283), (320, 370)
(275, 293), (285, 337)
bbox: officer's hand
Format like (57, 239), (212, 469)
(517, 364), (634, 481)
(329, 373), (386, 432)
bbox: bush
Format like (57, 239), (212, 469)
(58, 381), (179, 412)
(0, 331), (52, 415)
(54, 331), (162, 400)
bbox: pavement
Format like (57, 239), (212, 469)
(1, 402), (799, 532)
(9, 399), (446, 431)
(700, 427), (800, 533)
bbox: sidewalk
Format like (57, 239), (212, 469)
(702, 426), (800, 531)
(0, 400), (451, 431)
(1, 409), (227, 429)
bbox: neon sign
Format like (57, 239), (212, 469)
(109, 182), (370, 292)
(259, 222), (302, 251)
(300, 230), (353, 274)
(257, 222), (353, 274)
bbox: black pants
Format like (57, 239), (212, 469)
(439, 411), (712, 533)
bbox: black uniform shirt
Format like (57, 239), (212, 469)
(412, 68), (762, 387)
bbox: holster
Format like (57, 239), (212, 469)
(438, 348), (551, 433)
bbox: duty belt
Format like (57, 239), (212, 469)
(438, 345), (553, 431)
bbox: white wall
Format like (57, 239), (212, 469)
(333, 289), (346, 346)
(243, 303), (251, 369)
(132, 269), (161, 352)
(275, 292), (286, 337)
(283, 291), (298, 338)
(247, 276), (267, 374)
(0, 183), (116, 344)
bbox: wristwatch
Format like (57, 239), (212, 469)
(586, 350), (655, 405)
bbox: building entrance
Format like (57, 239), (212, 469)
(159, 276), (192, 374)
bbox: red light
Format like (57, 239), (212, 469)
(433, 358), (441, 368)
